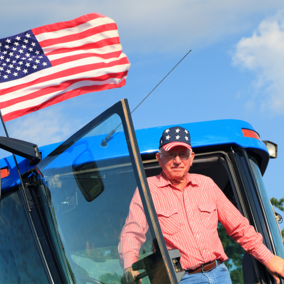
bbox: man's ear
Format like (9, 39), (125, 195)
(156, 152), (162, 166)
(156, 152), (160, 162)
(190, 152), (195, 166)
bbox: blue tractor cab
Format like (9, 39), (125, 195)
(0, 99), (283, 284)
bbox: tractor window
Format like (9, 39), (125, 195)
(34, 103), (175, 284)
(249, 156), (284, 259)
(143, 153), (246, 284)
(0, 189), (49, 283)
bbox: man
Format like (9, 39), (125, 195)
(119, 126), (284, 283)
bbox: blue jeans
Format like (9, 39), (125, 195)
(180, 262), (232, 284)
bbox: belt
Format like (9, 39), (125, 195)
(186, 260), (222, 274)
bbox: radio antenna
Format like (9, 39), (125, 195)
(101, 50), (192, 147)
(131, 49), (191, 115)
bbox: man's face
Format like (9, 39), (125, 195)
(156, 146), (195, 182)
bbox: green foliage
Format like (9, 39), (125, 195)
(270, 197), (284, 244)
(98, 272), (151, 284)
(218, 223), (245, 284)
(99, 272), (121, 284)
(230, 267), (244, 284)
(270, 197), (284, 212)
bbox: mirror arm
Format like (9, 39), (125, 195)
(0, 136), (42, 165)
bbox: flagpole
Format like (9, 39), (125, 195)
(0, 111), (31, 211)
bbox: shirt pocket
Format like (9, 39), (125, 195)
(156, 208), (181, 235)
(198, 203), (218, 229)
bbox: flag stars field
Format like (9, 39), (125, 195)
(0, 31), (51, 82)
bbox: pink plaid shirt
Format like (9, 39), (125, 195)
(118, 172), (274, 270)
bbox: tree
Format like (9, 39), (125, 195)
(270, 197), (284, 243)
(270, 198), (284, 212)
(99, 272), (121, 284)
(218, 223), (245, 284)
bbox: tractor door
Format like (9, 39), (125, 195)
(24, 99), (181, 284)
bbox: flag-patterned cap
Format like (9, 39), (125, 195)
(159, 126), (191, 151)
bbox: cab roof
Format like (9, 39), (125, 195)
(0, 119), (269, 192)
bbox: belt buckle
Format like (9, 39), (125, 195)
(201, 260), (218, 273)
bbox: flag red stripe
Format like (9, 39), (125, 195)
(50, 50), (122, 66)
(44, 37), (121, 56)
(0, 71), (128, 109)
(2, 79), (126, 122)
(32, 13), (105, 36)
(0, 56), (129, 95)
(38, 23), (118, 48)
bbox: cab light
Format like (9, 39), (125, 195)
(242, 129), (261, 140)
(263, 140), (278, 159)
(1, 167), (10, 178)
(35, 166), (43, 177)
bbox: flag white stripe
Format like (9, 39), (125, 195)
(47, 44), (122, 61)
(35, 16), (115, 42)
(0, 63), (130, 105)
(0, 53), (128, 91)
(1, 77), (125, 115)
(40, 30), (119, 54)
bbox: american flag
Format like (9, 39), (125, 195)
(0, 13), (130, 122)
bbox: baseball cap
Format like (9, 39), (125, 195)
(159, 126), (191, 151)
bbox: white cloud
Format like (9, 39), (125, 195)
(1, 0), (284, 53)
(2, 0), (284, 152)
(6, 106), (82, 147)
(233, 11), (284, 113)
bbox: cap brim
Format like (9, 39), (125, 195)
(162, 142), (192, 151)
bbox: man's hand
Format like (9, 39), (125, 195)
(265, 255), (284, 284)
(121, 267), (142, 284)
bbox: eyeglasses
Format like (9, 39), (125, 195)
(162, 152), (190, 160)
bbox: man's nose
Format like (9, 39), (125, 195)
(173, 154), (182, 163)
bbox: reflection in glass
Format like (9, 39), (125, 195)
(0, 189), (49, 283)
(218, 223), (245, 284)
(36, 113), (154, 283)
(249, 157), (284, 258)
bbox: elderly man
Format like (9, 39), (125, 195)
(119, 126), (284, 283)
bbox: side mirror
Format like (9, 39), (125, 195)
(263, 140), (278, 159)
(72, 151), (104, 202)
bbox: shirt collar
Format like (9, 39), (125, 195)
(158, 172), (199, 188)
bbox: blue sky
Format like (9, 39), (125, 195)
(1, 0), (284, 232)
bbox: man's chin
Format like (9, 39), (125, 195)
(170, 173), (185, 180)
(164, 169), (187, 180)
